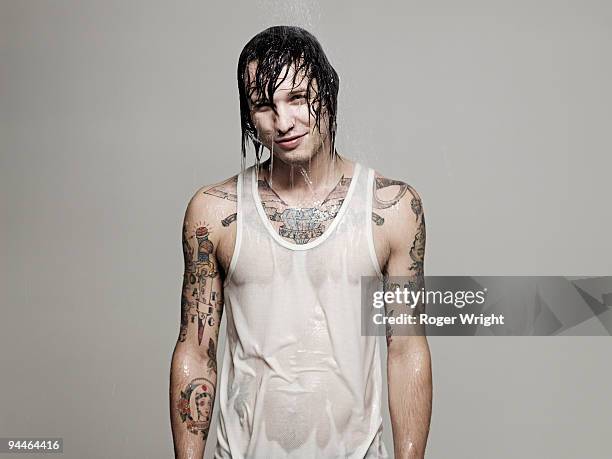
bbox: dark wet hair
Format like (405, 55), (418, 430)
(237, 26), (340, 164)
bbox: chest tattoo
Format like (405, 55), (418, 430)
(258, 177), (351, 245)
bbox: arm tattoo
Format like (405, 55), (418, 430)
(409, 216), (426, 278)
(176, 377), (215, 438)
(207, 337), (217, 375)
(373, 177), (408, 209)
(372, 176), (426, 346)
(203, 177), (238, 225)
(180, 223), (222, 345)
(372, 176), (423, 225)
(203, 176), (238, 202)
(221, 213), (237, 227)
(372, 212), (384, 226)
(383, 280), (401, 346)
(410, 194), (423, 220)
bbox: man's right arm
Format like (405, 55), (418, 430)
(170, 192), (225, 459)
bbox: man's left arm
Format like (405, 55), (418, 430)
(379, 180), (432, 459)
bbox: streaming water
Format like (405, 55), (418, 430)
(244, 101), (347, 212)
(269, 142), (274, 188)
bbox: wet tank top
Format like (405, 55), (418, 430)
(214, 162), (388, 458)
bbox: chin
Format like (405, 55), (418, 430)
(271, 147), (318, 165)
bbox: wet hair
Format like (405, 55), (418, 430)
(237, 26), (340, 164)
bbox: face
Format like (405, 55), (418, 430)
(246, 61), (331, 165)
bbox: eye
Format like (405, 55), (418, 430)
(291, 94), (306, 102)
(252, 101), (271, 110)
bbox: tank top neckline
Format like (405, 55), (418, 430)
(250, 162), (362, 251)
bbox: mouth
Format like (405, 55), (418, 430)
(274, 133), (307, 150)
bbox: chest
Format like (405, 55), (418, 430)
(216, 211), (391, 282)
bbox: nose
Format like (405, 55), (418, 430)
(274, 103), (295, 135)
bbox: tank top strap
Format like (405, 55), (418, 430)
(230, 161), (379, 268)
(332, 162), (362, 224)
(335, 163), (384, 281)
(222, 166), (260, 287)
(238, 165), (265, 230)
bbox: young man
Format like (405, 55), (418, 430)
(170, 26), (432, 459)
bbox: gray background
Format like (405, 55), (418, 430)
(1, 1), (611, 458)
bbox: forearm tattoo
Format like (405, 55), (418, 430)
(207, 337), (217, 374)
(176, 377), (216, 438)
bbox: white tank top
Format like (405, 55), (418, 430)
(214, 162), (388, 458)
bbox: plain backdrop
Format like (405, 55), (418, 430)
(1, 1), (611, 458)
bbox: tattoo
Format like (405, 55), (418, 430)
(371, 176), (426, 347)
(258, 179), (288, 206)
(383, 280), (402, 346)
(179, 297), (190, 343)
(176, 377), (215, 438)
(203, 177), (238, 225)
(180, 223), (221, 344)
(258, 176), (351, 245)
(180, 231), (195, 343)
(203, 177), (238, 202)
(221, 213), (237, 227)
(385, 308), (395, 346)
(410, 195), (423, 220)
(372, 176), (423, 225)
(384, 277), (426, 347)
(207, 338), (217, 375)
(371, 212), (384, 226)
(409, 216), (426, 277)
(373, 177), (408, 209)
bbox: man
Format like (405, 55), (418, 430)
(170, 26), (432, 458)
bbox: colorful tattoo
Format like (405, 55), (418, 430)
(176, 377), (215, 438)
(180, 222), (221, 345)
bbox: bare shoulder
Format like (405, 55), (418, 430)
(184, 175), (239, 230)
(371, 170), (426, 276)
(182, 175), (239, 273)
(200, 175), (239, 205)
(372, 170), (424, 229)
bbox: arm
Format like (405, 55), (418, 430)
(375, 177), (432, 459)
(170, 193), (224, 459)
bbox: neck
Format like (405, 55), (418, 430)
(260, 150), (348, 195)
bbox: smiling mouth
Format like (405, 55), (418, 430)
(274, 133), (307, 150)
